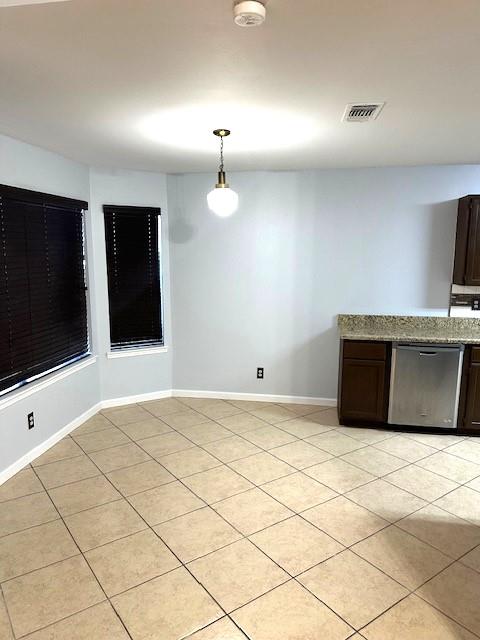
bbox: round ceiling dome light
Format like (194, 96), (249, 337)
(233, 0), (266, 27)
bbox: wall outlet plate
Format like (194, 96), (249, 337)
(257, 367), (264, 379)
(28, 412), (35, 430)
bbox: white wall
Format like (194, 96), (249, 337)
(0, 134), (101, 474)
(89, 168), (172, 401)
(168, 165), (480, 400)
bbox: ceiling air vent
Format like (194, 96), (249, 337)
(342, 102), (385, 122)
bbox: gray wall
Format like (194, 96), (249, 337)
(168, 166), (480, 400)
(89, 168), (173, 401)
(0, 134), (101, 474)
(0, 137), (172, 476)
(3, 130), (480, 477)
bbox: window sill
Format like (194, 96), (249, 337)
(106, 346), (169, 359)
(0, 355), (98, 411)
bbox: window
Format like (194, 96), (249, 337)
(0, 185), (89, 396)
(103, 205), (162, 350)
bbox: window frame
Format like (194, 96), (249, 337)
(0, 184), (90, 398)
(103, 204), (164, 353)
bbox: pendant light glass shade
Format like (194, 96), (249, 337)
(208, 129), (238, 217)
(207, 186), (239, 217)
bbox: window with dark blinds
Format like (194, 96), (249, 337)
(0, 185), (89, 395)
(103, 205), (162, 350)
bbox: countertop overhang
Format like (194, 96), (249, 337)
(338, 314), (480, 344)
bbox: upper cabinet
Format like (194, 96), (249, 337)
(453, 195), (480, 286)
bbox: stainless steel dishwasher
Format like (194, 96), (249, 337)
(388, 343), (464, 429)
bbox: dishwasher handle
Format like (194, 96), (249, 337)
(395, 343), (464, 355)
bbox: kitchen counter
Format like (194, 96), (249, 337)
(338, 314), (480, 344)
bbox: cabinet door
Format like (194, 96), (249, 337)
(465, 199), (480, 285)
(340, 358), (387, 423)
(463, 362), (480, 432)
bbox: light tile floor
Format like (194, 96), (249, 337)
(1, 397), (480, 639)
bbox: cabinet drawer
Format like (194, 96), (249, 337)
(343, 341), (387, 361)
(471, 346), (480, 363)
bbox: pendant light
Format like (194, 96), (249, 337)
(207, 129), (239, 217)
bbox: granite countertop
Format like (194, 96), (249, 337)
(338, 314), (480, 344)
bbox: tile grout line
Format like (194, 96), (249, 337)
(3, 398), (480, 639)
(0, 584), (15, 640)
(25, 463), (135, 640)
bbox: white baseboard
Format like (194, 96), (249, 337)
(101, 389), (172, 409)
(1, 388), (336, 486)
(0, 402), (102, 486)
(172, 389), (337, 407)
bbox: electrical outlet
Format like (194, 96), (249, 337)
(28, 412), (35, 430)
(257, 367), (264, 379)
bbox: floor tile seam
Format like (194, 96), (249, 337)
(155, 443), (232, 474)
(350, 591), (418, 636)
(223, 462), (299, 488)
(335, 453), (411, 479)
(113, 477), (178, 499)
(414, 458), (480, 485)
(140, 402), (193, 422)
(134, 422), (233, 460)
(196, 440), (265, 465)
(84, 455), (159, 476)
(12, 599), (126, 640)
(350, 525), (462, 594)
(33, 452), (91, 473)
(394, 518), (480, 561)
(430, 443), (480, 466)
(395, 459), (477, 488)
(177, 616), (252, 640)
(379, 472), (461, 503)
(17, 407), (472, 638)
(3, 465), (121, 640)
(50, 495), (126, 520)
(38, 470), (103, 493)
(71, 436), (142, 456)
(400, 433), (466, 448)
(18, 408), (480, 627)
(369, 441), (440, 464)
(452, 543), (480, 575)
(24, 408), (479, 636)
(0, 546), (82, 586)
(0, 584), (16, 640)
(413, 589), (480, 639)
(382, 466), (480, 504)
(0, 488), (46, 506)
(121, 424), (175, 441)
(72, 423), (117, 437)
(34, 453), (151, 640)
(428, 501), (480, 527)
(338, 494), (452, 558)
(120, 521), (236, 626)
(301, 437), (372, 458)
(0, 514), (62, 541)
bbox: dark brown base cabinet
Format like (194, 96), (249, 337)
(338, 340), (480, 435)
(458, 346), (480, 435)
(339, 341), (390, 424)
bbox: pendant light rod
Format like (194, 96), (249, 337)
(207, 128), (238, 217)
(213, 129), (231, 188)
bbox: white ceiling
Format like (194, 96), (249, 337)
(1, 0), (479, 173)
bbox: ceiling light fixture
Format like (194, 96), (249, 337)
(207, 129), (239, 218)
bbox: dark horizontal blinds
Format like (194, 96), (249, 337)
(103, 205), (162, 349)
(0, 185), (89, 394)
